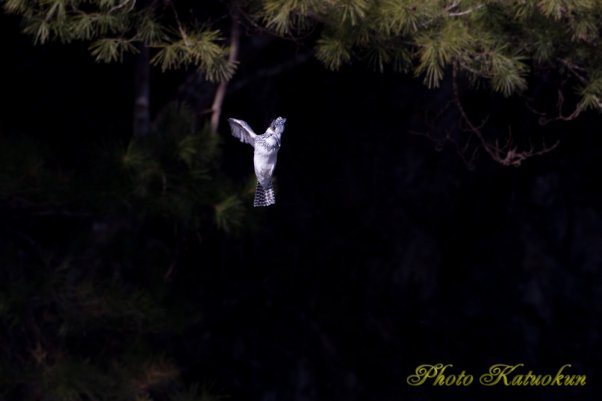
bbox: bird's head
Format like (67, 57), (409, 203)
(270, 117), (287, 134)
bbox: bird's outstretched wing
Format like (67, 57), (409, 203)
(228, 118), (257, 147)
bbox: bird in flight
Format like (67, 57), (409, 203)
(228, 117), (287, 207)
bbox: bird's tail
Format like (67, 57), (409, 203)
(254, 182), (276, 207)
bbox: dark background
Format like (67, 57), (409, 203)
(1, 11), (601, 401)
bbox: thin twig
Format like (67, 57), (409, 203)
(524, 60), (602, 125)
(170, 2), (190, 47)
(445, 1), (461, 11)
(448, 4), (484, 16)
(452, 65), (559, 166)
(109, 0), (136, 13)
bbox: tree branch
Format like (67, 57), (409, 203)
(452, 66), (559, 167)
(526, 59), (602, 125)
(210, 13), (240, 134)
(108, 0), (136, 13)
(448, 4), (484, 17)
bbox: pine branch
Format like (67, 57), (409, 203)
(315, 35), (351, 70)
(89, 37), (138, 62)
(488, 50), (528, 96)
(108, 0), (135, 13)
(210, 13), (240, 134)
(452, 65), (558, 166)
(448, 4), (484, 17)
(338, 0), (369, 26)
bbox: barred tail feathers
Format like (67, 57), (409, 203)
(254, 182), (276, 207)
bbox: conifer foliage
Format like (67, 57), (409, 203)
(0, 102), (250, 400)
(5, 0), (602, 110)
(257, 0), (602, 110)
(2, 0), (235, 82)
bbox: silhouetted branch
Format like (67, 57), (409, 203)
(210, 13), (241, 134)
(452, 65), (559, 166)
(528, 59), (602, 125)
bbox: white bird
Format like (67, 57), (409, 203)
(228, 117), (287, 207)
